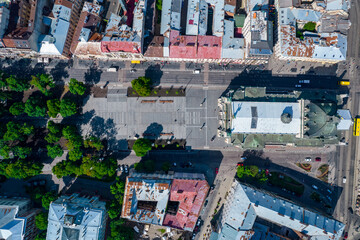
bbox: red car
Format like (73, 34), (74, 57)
(265, 169), (270, 175)
(344, 232), (348, 239)
(215, 168), (219, 174)
(237, 162), (244, 167)
(315, 157), (321, 162)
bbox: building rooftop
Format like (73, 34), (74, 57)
(46, 193), (106, 240)
(278, 6), (349, 61)
(337, 109), (352, 130)
(325, 0), (350, 11)
(216, 182), (345, 240)
(39, 0), (72, 55)
(222, 20), (245, 59)
(121, 177), (171, 225)
(163, 179), (209, 231)
(230, 101), (302, 135)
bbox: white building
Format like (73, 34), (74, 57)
(211, 182), (345, 240)
(46, 193), (107, 240)
(0, 197), (40, 240)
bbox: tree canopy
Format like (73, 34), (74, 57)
(3, 121), (34, 142)
(0, 159), (43, 179)
(47, 99), (60, 118)
(60, 98), (77, 117)
(25, 96), (47, 117)
(47, 144), (64, 159)
(9, 102), (25, 116)
(108, 219), (134, 240)
(30, 74), (55, 96)
(41, 191), (57, 210)
(84, 136), (104, 151)
(35, 212), (48, 230)
(6, 75), (29, 92)
(131, 76), (152, 96)
(69, 78), (86, 95)
(132, 138), (152, 157)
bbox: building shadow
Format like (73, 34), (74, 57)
(239, 152), (342, 216)
(145, 64), (163, 86)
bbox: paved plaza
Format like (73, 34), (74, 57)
(82, 86), (229, 150)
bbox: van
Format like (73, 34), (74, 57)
(338, 81), (350, 86)
(107, 67), (117, 72)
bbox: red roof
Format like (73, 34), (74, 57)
(197, 35), (221, 59)
(163, 179), (209, 231)
(101, 41), (141, 53)
(169, 30), (221, 59)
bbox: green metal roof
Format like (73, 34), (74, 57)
(234, 14), (246, 28)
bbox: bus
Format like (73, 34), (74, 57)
(354, 117), (360, 136)
(338, 80), (350, 86)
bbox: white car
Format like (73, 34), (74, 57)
(193, 69), (201, 74)
(299, 80), (310, 83)
(295, 84), (302, 88)
(124, 165), (128, 173)
(312, 185), (318, 190)
(305, 157), (312, 162)
(343, 177), (347, 184)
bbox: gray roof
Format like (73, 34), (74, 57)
(221, 20), (245, 59)
(337, 109), (352, 130)
(216, 182), (345, 240)
(326, 0), (350, 11)
(46, 194), (107, 240)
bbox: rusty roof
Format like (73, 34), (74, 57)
(163, 179), (209, 231)
(144, 36), (164, 57)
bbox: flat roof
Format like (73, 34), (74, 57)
(230, 101), (301, 135)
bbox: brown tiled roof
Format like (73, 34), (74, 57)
(55, 0), (73, 9)
(144, 36), (164, 57)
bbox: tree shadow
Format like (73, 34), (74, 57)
(49, 61), (69, 82)
(90, 116), (117, 138)
(84, 67), (103, 84)
(143, 122), (163, 139)
(145, 64), (163, 87)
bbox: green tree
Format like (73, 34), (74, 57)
(25, 96), (47, 117)
(4, 159), (43, 179)
(84, 136), (104, 151)
(68, 148), (83, 161)
(45, 132), (61, 144)
(0, 142), (11, 159)
(62, 126), (78, 139)
(60, 98), (77, 117)
(34, 231), (46, 240)
(47, 99), (60, 118)
(9, 102), (25, 116)
(303, 22), (316, 32)
(0, 71), (7, 89)
(12, 146), (31, 159)
(68, 78), (86, 95)
(107, 200), (122, 219)
(35, 212), (48, 230)
(3, 122), (34, 142)
(156, 0), (162, 10)
(30, 74), (54, 96)
(41, 191), (57, 210)
(132, 138), (152, 157)
(161, 162), (170, 172)
(110, 179), (126, 203)
(47, 121), (62, 134)
(52, 160), (80, 178)
(6, 75), (29, 92)
(108, 219), (134, 240)
(131, 76), (152, 97)
(47, 144), (64, 159)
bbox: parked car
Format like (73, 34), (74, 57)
(344, 232), (348, 239)
(343, 176), (347, 184)
(196, 218), (202, 226)
(237, 162), (244, 167)
(124, 165), (128, 174)
(305, 157), (312, 162)
(299, 80), (310, 83)
(130, 69), (136, 73)
(315, 157), (321, 162)
(215, 168), (219, 174)
(327, 189), (332, 194)
(295, 84), (302, 88)
(193, 69), (201, 74)
(312, 185), (318, 190)
(204, 199), (208, 207)
(240, 156), (247, 160)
